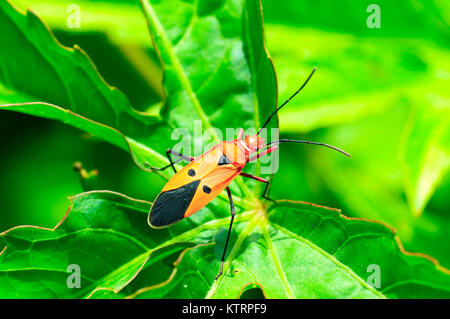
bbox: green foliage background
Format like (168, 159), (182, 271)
(0, 0), (448, 298)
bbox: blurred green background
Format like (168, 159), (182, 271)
(1, 0), (449, 269)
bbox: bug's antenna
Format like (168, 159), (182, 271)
(266, 139), (351, 157)
(257, 67), (316, 136)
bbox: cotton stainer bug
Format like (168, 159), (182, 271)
(146, 68), (351, 279)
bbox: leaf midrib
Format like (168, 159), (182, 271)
(205, 219), (256, 298)
(139, 0), (212, 133)
(140, 0), (256, 198)
(8, 227), (150, 251)
(0, 267), (96, 283)
(261, 221), (295, 298)
(244, 4), (262, 180)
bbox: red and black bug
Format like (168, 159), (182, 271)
(146, 68), (350, 279)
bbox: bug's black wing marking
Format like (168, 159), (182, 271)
(218, 154), (232, 166)
(202, 185), (211, 194)
(149, 180), (200, 228)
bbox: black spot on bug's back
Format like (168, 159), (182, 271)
(218, 154), (231, 166)
(149, 180), (200, 227)
(203, 185), (211, 194)
(188, 169), (196, 176)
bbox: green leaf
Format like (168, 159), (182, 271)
(138, 0), (277, 141)
(0, 0), (169, 170)
(9, 0), (165, 106)
(0, 1), (157, 131)
(268, 202), (450, 299)
(295, 99), (450, 269)
(0, 191), (208, 298)
(0, 0), (277, 193)
(400, 95), (450, 216)
(2, 192), (449, 298)
(130, 201), (450, 299)
(11, 0), (151, 46)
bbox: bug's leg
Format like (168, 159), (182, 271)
(239, 172), (275, 202)
(261, 178), (274, 202)
(215, 187), (236, 280)
(144, 149), (194, 173)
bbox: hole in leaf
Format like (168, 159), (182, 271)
(240, 287), (266, 299)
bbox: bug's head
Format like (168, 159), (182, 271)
(244, 134), (266, 152)
(236, 128), (266, 154)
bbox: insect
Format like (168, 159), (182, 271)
(146, 68), (350, 279)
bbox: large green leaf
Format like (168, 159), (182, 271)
(1, 191), (449, 298)
(0, 191), (206, 298)
(0, 0), (169, 170)
(0, 0), (277, 189)
(9, 0), (164, 108)
(137, 0), (277, 153)
(0, 0), (158, 131)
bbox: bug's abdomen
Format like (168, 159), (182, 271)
(148, 180), (200, 228)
